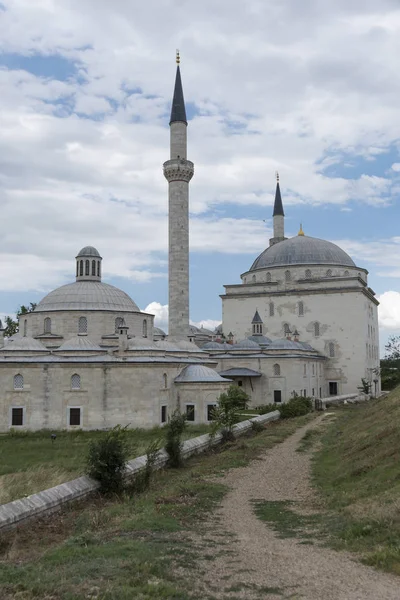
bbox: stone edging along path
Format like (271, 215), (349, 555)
(0, 411), (280, 532)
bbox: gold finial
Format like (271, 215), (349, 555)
(176, 49), (180, 64)
(276, 171), (279, 183)
(298, 223), (305, 236)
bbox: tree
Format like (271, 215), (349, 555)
(211, 385), (250, 442)
(3, 304), (37, 338)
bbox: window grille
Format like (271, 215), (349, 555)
(283, 323), (290, 335)
(85, 260), (90, 276)
(285, 270), (291, 282)
(92, 260), (96, 276)
(71, 374), (81, 390)
(44, 317), (51, 334)
(344, 270), (349, 276)
(97, 261), (100, 277)
(80, 260), (83, 276)
(163, 373), (168, 389)
(78, 317), (88, 334)
(115, 317), (124, 332)
(326, 269), (332, 277)
(314, 322), (320, 337)
(266, 272), (271, 282)
(305, 269), (311, 279)
(269, 302), (274, 317)
(23, 319), (27, 337)
(329, 342), (335, 357)
(143, 319), (147, 338)
(273, 363), (280, 376)
(14, 374), (24, 390)
(298, 301), (304, 316)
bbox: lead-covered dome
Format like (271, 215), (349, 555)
(35, 281), (140, 312)
(250, 235), (355, 271)
(77, 246), (101, 258)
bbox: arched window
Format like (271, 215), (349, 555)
(76, 262), (79, 277)
(78, 316), (88, 334)
(326, 269), (332, 277)
(44, 317), (51, 334)
(92, 260), (96, 276)
(14, 374), (24, 390)
(314, 322), (320, 337)
(273, 363), (281, 377)
(344, 270), (349, 276)
(115, 317), (124, 332)
(298, 301), (304, 317)
(305, 269), (311, 279)
(85, 260), (90, 276)
(312, 363), (315, 375)
(252, 275), (256, 283)
(80, 260), (83, 276)
(163, 373), (168, 389)
(283, 323), (291, 335)
(23, 319), (27, 337)
(304, 364), (307, 376)
(285, 270), (291, 282)
(266, 272), (271, 282)
(71, 373), (81, 390)
(329, 342), (335, 357)
(269, 302), (274, 317)
(97, 261), (100, 277)
(143, 319), (147, 338)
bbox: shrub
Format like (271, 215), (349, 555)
(251, 419), (264, 433)
(211, 385), (250, 442)
(278, 396), (313, 419)
(255, 403), (279, 415)
(165, 410), (187, 468)
(87, 426), (130, 495)
(219, 385), (250, 412)
(129, 439), (161, 493)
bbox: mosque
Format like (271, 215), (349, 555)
(0, 57), (380, 431)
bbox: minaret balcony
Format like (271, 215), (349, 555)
(163, 158), (194, 182)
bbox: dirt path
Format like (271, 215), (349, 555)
(193, 416), (400, 599)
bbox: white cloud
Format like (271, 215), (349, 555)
(191, 319), (221, 332)
(377, 291), (400, 329)
(144, 302), (168, 330)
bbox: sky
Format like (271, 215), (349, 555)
(0, 0), (400, 355)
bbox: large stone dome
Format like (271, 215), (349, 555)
(35, 281), (140, 312)
(250, 235), (356, 271)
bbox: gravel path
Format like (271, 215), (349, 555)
(193, 416), (400, 599)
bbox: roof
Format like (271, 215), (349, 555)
(272, 181), (284, 217)
(219, 368), (262, 378)
(251, 309), (263, 324)
(250, 235), (356, 271)
(247, 334), (272, 346)
(35, 281), (140, 312)
(232, 338), (260, 350)
(128, 337), (159, 351)
(175, 364), (230, 383)
(267, 338), (318, 352)
(55, 335), (104, 352)
(76, 246), (101, 258)
(153, 326), (166, 336)
(170, 65), (187, 125)
(1, 336), (48, 352)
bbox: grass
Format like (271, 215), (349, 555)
(0, 425), (209, 504)
(252, 500), (322, 542)
(0, 414), (313, 600)
(311, 390), (400, 574)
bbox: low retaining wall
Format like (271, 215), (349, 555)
(0, 411), (280, 532)
(317, 393), (369, 409)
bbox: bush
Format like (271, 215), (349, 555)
(251, 419), (264, 433)
(165, 410), (187, 468)
(87, 426), (130, 495)
(211, 385), (250, 442)
(129, 439), (161, 493)
(278, 396), (313, 419)
(255, 403), (279, 415)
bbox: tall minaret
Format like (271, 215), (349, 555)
(163, 52), (194, 340)
(269, 173), (286, 247)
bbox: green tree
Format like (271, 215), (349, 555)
(211, 385), (250, 442)
(3, 303), (37, 338)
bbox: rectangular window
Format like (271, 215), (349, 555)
(11, 407), (23, 426)
(186, 404), (195, 422)
(237, 380), (243, 387)
(329, 382), (338, 396)
(319, 387), (322, 397)
(207, 404), (217, 421)
(69, 407), (81, 426)
(273, 390), (282, 403)
(161, 405), (167, 424)
(312, 388), (315, 396)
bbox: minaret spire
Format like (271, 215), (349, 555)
(163, 53), (194, 340)
(269, 172), (286, 247)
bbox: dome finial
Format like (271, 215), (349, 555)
(176, 49), (180, 64)
(298, 223), (305, 236)
(276, 170), (279, 183)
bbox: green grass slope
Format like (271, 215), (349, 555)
(313, 391), (400, 574)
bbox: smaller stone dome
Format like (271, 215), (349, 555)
(76, 246), (101, 258)
(154, 340), (181, 351)
(175, 364), (231, 383)
(247, 335), (272, 346)
(232, 338), (261, 350)
(55, 336), (104, 353)
(1, 336), (48, 352)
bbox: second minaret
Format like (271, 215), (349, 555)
(163, 54), (194, 340)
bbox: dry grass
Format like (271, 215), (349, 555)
(0, 465), (71, 505)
